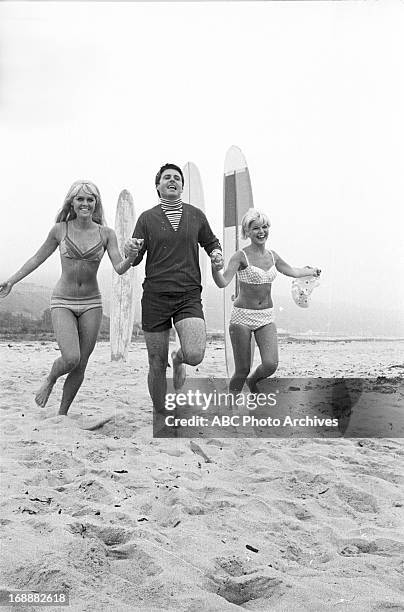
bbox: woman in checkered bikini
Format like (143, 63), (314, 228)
(212, 209), (320, 394)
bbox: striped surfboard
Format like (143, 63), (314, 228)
(223, 146), (255, 378)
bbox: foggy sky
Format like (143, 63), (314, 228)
(1, 1), (403, 314)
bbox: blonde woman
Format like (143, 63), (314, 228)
(0, 181), (135, 415)
(212, 209), (320, 394)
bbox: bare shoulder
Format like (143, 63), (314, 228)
(100, 225), (115, 241)
(270, 249), (280, 263)
(52, 222), (65, 241)
(233, 249), (245, 261)
(232, 249), (246, 268)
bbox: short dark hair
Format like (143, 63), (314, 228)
(155, 163), (184, 196)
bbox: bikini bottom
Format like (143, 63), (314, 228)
(50, 294), (102, 317)
(230, 306), (274, 331)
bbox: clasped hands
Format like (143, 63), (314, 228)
(124, 238), (144, 260)
(124, 240), (224, 271)
(210, 249), (224, 271)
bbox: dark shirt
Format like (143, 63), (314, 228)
(132, 203), (221, 293)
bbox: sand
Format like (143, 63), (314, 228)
(0, 340), (403, 611)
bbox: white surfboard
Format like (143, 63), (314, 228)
(182, 162), (207, 304)
(223, 146), (255, 378)
(110, 190), (136, 361)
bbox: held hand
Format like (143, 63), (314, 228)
(124, 238), (144, 260)
(0, 281), (12, 298)
(210, 251), (224, 271)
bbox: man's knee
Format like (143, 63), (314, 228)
(148, 353), (169, 372)
(182, 346), (205, 366)
(262, 359), (278, 375)
(235, 366), (250, 379)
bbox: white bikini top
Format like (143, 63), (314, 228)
(237, 249), (277, 285)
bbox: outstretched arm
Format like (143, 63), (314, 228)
(274, 251), (321, 278)
(105, 228), (138, 275)
(0, 226), (59, 298)
(211, 251), (243, 288)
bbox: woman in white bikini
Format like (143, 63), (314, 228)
(212, 209), (320, 394)
(0, 180), (136, 415)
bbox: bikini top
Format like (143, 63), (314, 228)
(59, 222), (105, 262)
(237, 249), (277, 284)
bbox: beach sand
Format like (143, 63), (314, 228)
(0, 340), (403, 611)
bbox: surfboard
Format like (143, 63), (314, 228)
(223, 146), (255, 378)
(110, 190), (136, 361)
(182, 162), (207, 302)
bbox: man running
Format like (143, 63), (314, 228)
(125, 163), (223, 414)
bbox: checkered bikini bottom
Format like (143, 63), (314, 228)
(230, 306), (274, 331)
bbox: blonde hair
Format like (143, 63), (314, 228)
(241, 208), (271, 240)
(56, 180), (105, 225)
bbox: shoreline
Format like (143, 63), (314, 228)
(1, 334), (404, 344)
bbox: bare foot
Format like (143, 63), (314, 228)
(35, 378), (55, 407)
(171, 350), (186, 391)
(246, 377), (259, 394)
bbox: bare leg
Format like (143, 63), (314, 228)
(143, 330), (170, 413)
(229, 323), (253, 394)
(35, 308), (81, 407)
(247, 323), (279, 392)
(173, 318), (206, 390)
(58, 308), (103, 415)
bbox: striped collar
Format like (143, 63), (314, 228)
(159, 197), (182, 208)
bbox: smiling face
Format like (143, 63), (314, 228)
(71, 188), (97, 219)
(157, 168), (184, 200)
(247, 219), (270, 245)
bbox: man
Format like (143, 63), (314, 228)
(125, 163), (223, 414)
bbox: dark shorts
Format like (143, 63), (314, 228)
(141, 289), (204, 333)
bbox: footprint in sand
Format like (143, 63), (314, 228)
(85, 448), (110, 463)
(281, 471), (331, 500)
(67, 522), (133, 547)
(335, 484), (379, 513)
(93, 414), (138, 438)
(75, 478), (115, 504)
(273, 499), (313, 521)
(339, 538), (404, 557)
(209, 555), (284, 606)
(107, 543), (162, 586)
(21, 449), (83, 471)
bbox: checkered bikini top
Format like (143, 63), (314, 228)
(237, 249), (277, 284)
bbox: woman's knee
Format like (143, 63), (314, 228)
(62, 353), (81, 371)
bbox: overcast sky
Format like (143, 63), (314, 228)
(1, 1), (403, 314)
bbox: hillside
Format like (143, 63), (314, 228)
(0, 283), (52, 318)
